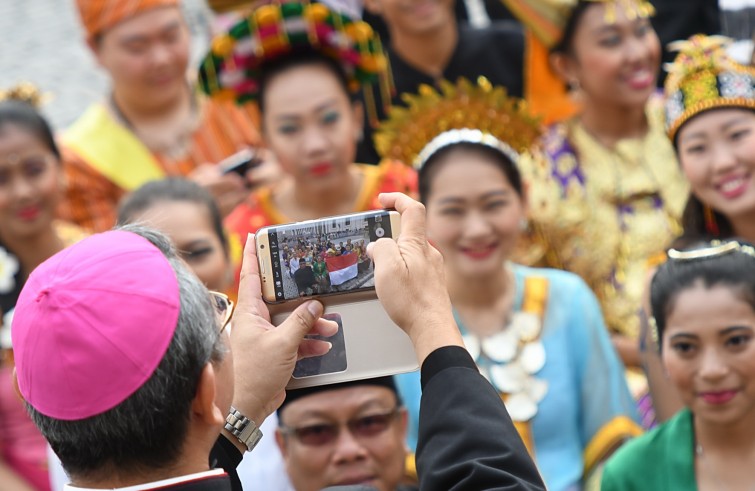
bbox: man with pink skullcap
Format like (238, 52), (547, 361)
(11, 224), (338, 491)
(12, 193), (546, 491)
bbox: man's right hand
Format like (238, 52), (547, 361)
(367, 193), (464, 365)
(228, 235), (338, 438)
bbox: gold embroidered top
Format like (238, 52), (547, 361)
(520, 97), (689, 340)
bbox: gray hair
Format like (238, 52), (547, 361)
(26, 225), (227, 480)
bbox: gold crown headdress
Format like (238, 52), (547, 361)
(374, 77), (542, 169)
(0, 83), (50, 108)
(664, 35), (755, 140)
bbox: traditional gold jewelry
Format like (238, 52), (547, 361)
(375, 77), (541, 169)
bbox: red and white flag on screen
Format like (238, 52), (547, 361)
(326, 254), (358, 286)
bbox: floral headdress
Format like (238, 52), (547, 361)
(198, 0), (392, 122)
(374, 77), (542, 169)
(664, 35), (755, 141)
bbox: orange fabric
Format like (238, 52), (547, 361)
(76, 0), (179, 38)
(224, 160), (417, 287)
(524, 29), (580, 125)
(58, 98), (260, 233)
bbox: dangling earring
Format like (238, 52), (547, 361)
(519, 217), (529, 231)
(703, 204), (720, 237)
(568, 78), (582, 104)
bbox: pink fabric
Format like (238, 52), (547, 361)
(0, 367), (50, 490)
(11, 231), (181, 421)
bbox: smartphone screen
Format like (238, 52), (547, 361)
(266, 210), (392, 301)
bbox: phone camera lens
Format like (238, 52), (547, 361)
(260, 244), (265, 249)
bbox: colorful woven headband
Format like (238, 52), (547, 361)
(501, 0), (654, 49)
(374, 77), (541, 169)
(664, 35), (755, 141)
(198, 0), (392, 113)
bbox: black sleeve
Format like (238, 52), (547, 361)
(210, 435), (244, 491)
(415, 346), (546, 491)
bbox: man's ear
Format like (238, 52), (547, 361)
(275, 426), (289, 457)
(87, 36), (107, 69)
(192, 363), (225, 426)
(363, 0), (382, 16)
(397, 407), (409, 441)
(11, 367), (24, 402)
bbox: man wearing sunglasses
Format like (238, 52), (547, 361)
(11, 193), (544, 491)
(275, 377), (411, 491)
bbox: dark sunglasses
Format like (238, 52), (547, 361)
(209, 291), (234, 333)
(280, 408), (400, 446)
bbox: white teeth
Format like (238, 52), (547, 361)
(721, 178), (745, 194)
(627, 70), (649, 82)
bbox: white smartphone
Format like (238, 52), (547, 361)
(255, 210), (418, 388)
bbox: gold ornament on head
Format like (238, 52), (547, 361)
(374, 77), (542, 169)
(0, 83), (50, 108)
(664, 35), (755, 140)
(501, 0), (654, 48)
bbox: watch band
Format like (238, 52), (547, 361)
(224, 406), (263, 452)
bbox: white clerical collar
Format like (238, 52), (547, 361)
(64, 469), (226, 491)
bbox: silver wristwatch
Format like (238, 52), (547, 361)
(224, 406), (263, 452)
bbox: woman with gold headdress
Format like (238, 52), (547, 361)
(198, 0), (416, 289)
(502, 0), (689, 382)
(0, 85), (86, 491)
(376, 78), (642, 491)
(639, 36), (755, 422)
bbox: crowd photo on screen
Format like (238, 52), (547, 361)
(271, 213), (388, 300)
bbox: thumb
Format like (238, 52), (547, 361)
(277, 300), (324, 342)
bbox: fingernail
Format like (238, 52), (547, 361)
(325, 342), (333, 351)
(247, 233), (253, 244)
(307, 301), (322, 316)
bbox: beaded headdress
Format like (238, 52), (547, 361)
(374, 77), (542, 169)
(664, 35), (755, 141)
(198, 0), (392, 122)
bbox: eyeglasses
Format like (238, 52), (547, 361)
(280, 408), (400, 447)
(209, 291), (234, 333)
